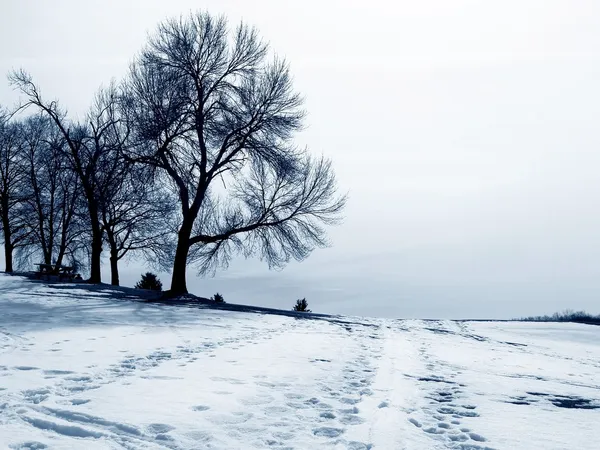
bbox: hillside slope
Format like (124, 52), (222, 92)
(0, 274), (598, 449)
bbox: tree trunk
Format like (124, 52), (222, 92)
(41, 229), (51, 264)
(109, 253), (119, 286)
(3, 240), (13, 273)
(55, 230), (67, 268)
(106, 231), (119, 286)
(89, 229), (102, 283)
(170, 220), (193, 295)
(1, 212), (13, 273)
(55, 250), (64, 268)
(87, 201), (103, 284)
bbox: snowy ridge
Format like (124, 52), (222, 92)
(0, 274), (599, 449)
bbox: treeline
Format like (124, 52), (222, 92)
(0, 95), (169, 286)
(0, 11), (345, 295)
(521, 310), (600, 326)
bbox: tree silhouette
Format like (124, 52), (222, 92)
(10, 73), (124, 283)
(123, 11), (346, 295)
(0, 111), (30, 272)
(19, 114), (84, 268)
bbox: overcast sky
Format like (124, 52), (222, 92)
(1, 0), (600, 318)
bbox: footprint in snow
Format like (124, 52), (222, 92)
(448, 433), (469, 442)
(314, 402), (334, 410)
(22, 388), (51, 404)
(239, 394), (274, 406)
(408, 418), (422, 428)
(287, 401), (310, 410)
(263, 406), (292, 419)
(14, 366), (39, 371)
(340, 414), (365, 425)
(9, 442), (48, 449)
(424, 427), (445, 435)
(469, 432), (487, 442)
(211, 376), (246, 385)
(192, 405), (210, 412)
(146, 423), (176, 434)
(255, 381), (278, 388)
(284, 392), (304, 400)
(43, 370), (74, 376)
(346, 442), (372, 450)
(313, 427), (344, 438)
(64, 383), (100, 393)
(438, 406), (479, 417)
(155, 434), (174, 442)
(65, 375), (91, 382)
(272, 431), (295, 440)
(208, 412), (253, 425)
(340, 406), (359, 415)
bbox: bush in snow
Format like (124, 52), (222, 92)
(293, 298), (311, 312)
(212, 292), (225, 303)
(135, 272), (163, 291)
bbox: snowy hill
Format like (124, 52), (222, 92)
(0, 274), (598, 450)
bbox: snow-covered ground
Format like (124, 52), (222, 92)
(0, 274), (599, 450)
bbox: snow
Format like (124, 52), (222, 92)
(0, 274), (599, 449)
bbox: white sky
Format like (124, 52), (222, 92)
(1, 0), (600, 318)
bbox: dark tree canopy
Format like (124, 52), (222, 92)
(123, 11), (346, 295)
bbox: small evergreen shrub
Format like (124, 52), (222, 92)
(212, 292), (225, 303)
(135, 272), (163, 291)
(293, 298), (311, 312)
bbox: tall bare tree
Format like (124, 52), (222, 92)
(10, 74), (128, 283)
(123, 12), (346, 295)
(0, 112), (30, 272)
(100, 163), (174, 286)
(19, 114), (84, 268)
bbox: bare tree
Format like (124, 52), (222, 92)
(19, 114), (85, 268)
(100, 163), (174, 286)
(9, 74), (128, 283)
(123, 12), (346, 295)
(0, 112), (30, 272)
